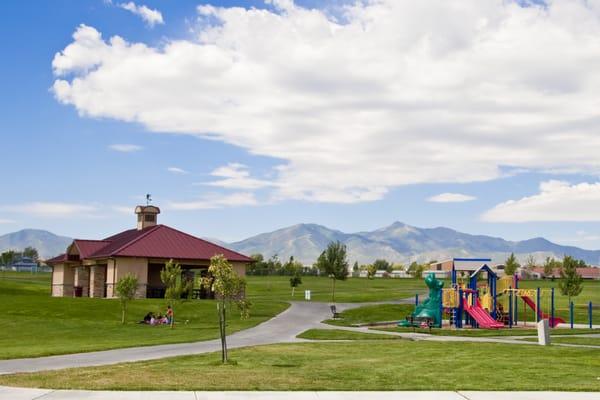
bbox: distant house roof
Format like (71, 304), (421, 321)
(47, 225), (252, 264)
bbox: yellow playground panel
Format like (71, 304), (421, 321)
(442, 288), (459, 308)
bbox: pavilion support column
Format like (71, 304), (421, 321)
(74, 266), (90, 297)
(89, 266), (107, 298)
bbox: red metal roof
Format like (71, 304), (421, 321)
(45, 253), (67, 264)
(47, 225), (252, 263)
(73, 240), (111, 259)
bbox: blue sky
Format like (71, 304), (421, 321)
(2, 0), (600, 248)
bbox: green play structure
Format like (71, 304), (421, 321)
(398, 273), (443, 328)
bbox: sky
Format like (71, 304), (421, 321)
(2, 0), (600, 247)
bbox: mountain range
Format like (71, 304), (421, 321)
(2, 223), (600, 266)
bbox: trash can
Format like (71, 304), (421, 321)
(304, 290), (311, 301)
(74, 286), (83, 297)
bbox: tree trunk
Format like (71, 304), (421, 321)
(292, 286), (295, 297)
(218, 301), (228, 363)
(332, 278), (336, 303)
(222, 303), (228, 362)
(121, 303), (126, 324)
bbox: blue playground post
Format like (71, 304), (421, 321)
(551, 288), (555, 329)
(570, 301), (574, 329)
(415, 294), (419, 307)
(590, 302), (593, 329)
(508, 289), (513, 328)
(536, 287), (541, 323)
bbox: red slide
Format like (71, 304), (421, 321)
(464, 301), (504, 329)
(520, 295), (565, 327)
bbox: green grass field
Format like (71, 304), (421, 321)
(324, 303), (414, 326)
(2, 341), (598, 391)
(0, 272), (288, 359)
(520, 336), (600, 346)
(297, 328), (403, 340)
(374, 326), (600, 337)
(246, 275), (425, 302)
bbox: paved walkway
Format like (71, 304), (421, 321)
(1, 300), (599, 376)
(2, 387), (600, 400)
(0, 301), (358, 375)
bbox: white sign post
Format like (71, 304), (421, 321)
(537, 319), (550, 346)
(304, 290), (311, 301)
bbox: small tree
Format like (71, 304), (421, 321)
(524, 254), (536, 271)
(366, 264), (377, 279)
(315, 241), (349, 303)
(373, 259), (392, 273)
(161, 259), (192, 328)
(559, 256), (584, 303)
(202, 254), (250, 363)
(504, 253), (520, 276)
(22, 246), (39, 262)
(115, 274), (138, 324)
(289, 272), (302, 296)
(543, 257), (561, 278)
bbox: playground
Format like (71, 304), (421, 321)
(399, 258), (598, 332)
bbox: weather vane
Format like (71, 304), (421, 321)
(146, 194), (152, 205)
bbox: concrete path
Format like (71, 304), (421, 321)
(1, 300), (599, 376)
(2, 387), (600, 400)
(0, 301), (356, 375)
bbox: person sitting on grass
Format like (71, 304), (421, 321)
(166, 305), (174, 325)
(140, 312), (153, 324)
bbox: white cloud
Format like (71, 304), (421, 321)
(167, 192), (258, 210)
(109, 144), (143, 153)
(52, 1), (600, 204)
(0, 202), (99, 218)
(204, 163), (274, 190)
(0, 219), (15, 224)
(167, 166), (189, 174)
(427, 193), (476, 203)
(482, 181), (600, 222)
(118, 2), (164, 27)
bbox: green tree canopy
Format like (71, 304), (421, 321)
(202, 254), (250, 363)
(22, 246), (39, 261)
(315, 241), (349, 302)
(289, 272), (302, 296)
(115, 274), (138, 324)
(504, 253), (520, 276)
(559, 256), (584, 302)
(373, 259), (392, 272)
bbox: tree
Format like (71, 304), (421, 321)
(366, 264), (377, 279)
(289, 272), (302, 296)
(524, 254), (536, 271)
(543, 257), (561, 278)
(202, 254), (250, 363)
(504, 253), (520, 276)
(22, 246), (39, 262)
(160, 259), (192, 328)
(373, 259), (392, 273)
(559, 256), (584, 303)
(1, 250), (16, 267)
(352, 261), (359, 272)
(115, 274), (138, 324)
(408, 261), (424, 278)
(315, 241), (349, 303)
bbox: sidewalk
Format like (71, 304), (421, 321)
(2, 387), (600, 400)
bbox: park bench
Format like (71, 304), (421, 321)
(330, 305), (341, 319)
(405, 315), (433, 332)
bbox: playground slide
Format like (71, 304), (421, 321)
(464, 303), (504, 329)
(520, 295), (565, 327)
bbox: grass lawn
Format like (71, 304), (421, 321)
(374, 326), (600, 337)
(515, 280), (600, 325)
(324, 304), (414, 326)
(246, 276), (425, 302)
(2, 341), (599, 391)
(0, 272), (288, 360)
(297, 329), (403, 340)
(520, 337), (600, 346)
